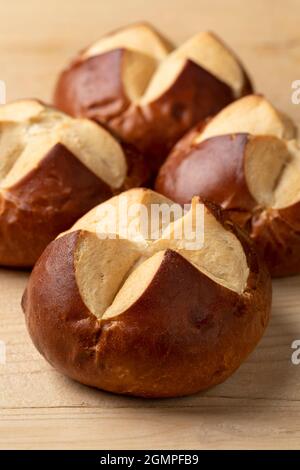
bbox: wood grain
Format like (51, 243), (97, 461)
(0, 0), (300, 450)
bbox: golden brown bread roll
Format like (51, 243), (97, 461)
(22, 188), (271, 398)
(54, 22), (253, 173)
(0, 99), (149, 267)
(156, 95), (300, 277)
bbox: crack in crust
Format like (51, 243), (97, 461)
(63, 189), (251, 320)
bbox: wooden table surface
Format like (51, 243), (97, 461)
(1, 0), (300, 450)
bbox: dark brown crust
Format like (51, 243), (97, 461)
(156, 132), (300, 277)
(0, 144), (113, 267)
(22, 216), (271, 398)
(251, 203), (300, 277)
(54, 49), (253, 173)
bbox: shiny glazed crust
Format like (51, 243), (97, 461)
(156, 96), (300, 277)
(0, 100), (149, 267)
(22, 190), (271, 398)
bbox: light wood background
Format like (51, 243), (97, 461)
(0, 0), (300, 450)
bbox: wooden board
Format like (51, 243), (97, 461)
(0, 0), (300, 450)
